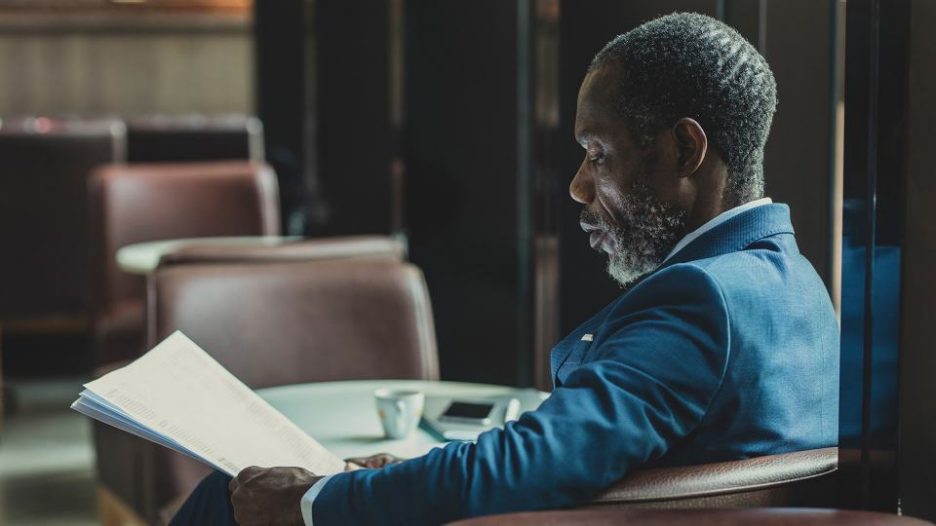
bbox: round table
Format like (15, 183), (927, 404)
(117, 235), (302, 274)
(258, 380), (549, 460)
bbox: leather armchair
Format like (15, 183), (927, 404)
(98, 256), (438, 524)
(448, 508), (932, 526)
(589, 447), (839, 509)
(88, 161), (281, 367)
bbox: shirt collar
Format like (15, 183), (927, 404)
(662, 197), (774, 264)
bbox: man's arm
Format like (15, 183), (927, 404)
(313, 265), (731, 525)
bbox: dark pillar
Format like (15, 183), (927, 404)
(403, 0), (526, 384)
(254, 0), (318, 233)
(841, 0), (909, 512)
(898, 0), (936, 519)
(315, 0), (394, 236)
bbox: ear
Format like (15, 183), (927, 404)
(671, 117), (707, 178)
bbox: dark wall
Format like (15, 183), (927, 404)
(315, 1), (393, 236)
(256, 0), (394, 236)
(762, 0), (836, 284)
(404, 0), (523, 384)
(254, 0), (315, 232)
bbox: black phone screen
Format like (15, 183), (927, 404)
(441, 401), (496, 419)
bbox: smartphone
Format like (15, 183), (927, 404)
(438, 401), (497, 426)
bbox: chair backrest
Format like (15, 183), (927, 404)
(126, 115), (264, 163)
(143, 257), (438, 519)
(151, 257), (439, 387)
(0, 118), (125, 320)
(588, 447), (839, 509)
(88, 161), (280, 312)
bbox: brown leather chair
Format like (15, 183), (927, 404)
(0, 117), (124, 326)
(588, 448), (839, 509)
(158, 235), (406, 267)
(88, 161), (281, 367)
(448, 509), (933, 526)
(98, 256), (438, 524)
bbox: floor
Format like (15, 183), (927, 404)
(0, 377), (98, 526)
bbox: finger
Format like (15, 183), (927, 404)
(238, 465), (264, 481)
(372, 453), (404, 467)
(230, 487), (243, 524)
(344, 461), (363, 472)
(234, 465), (266, 489)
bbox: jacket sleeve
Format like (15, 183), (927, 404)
(312, 265), (731, 525)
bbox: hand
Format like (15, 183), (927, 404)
(344, 452), (405, 471)
(229, 466), (322, 526)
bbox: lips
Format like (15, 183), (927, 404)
(580, 216), (615, 254)
(589, 230), (609, 251)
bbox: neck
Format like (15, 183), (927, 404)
(684, 167), (730, 232)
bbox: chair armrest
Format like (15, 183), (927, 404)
(158, 236), (405, 266)
(593, 447), (838, 504)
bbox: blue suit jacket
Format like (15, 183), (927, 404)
(314, 203), (839, 524)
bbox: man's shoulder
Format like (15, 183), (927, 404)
(659, 231), (812, 289)
(623, 233), (824, 315)
(613, 262), (730, 318)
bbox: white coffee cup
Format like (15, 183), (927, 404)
(374, 388), (425, 439)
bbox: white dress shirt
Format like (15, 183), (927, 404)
(299, 197), (773, 525)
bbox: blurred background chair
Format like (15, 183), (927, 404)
(95, 251), (437, 524)
(0, 117), (125, 386)
(88, 161), (281, 368)
(125, 115), (264, 163)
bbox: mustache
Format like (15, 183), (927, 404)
(579, 209), (614, 232)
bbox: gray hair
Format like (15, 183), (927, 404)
(590, 12), (777, 205)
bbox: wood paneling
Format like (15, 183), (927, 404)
(0, 13), (251, 117)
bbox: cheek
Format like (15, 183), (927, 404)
(641, 151), (683, 205)
(593, 177), (631, 223)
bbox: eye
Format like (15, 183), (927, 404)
(587, 149), (605, 165)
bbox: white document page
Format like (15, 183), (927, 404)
(72, 331), (346, 477)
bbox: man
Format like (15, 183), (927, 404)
(173, 12), (839, 525)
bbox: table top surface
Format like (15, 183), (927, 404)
(258, 379), (548, 460)
(116, 235), (302, 274)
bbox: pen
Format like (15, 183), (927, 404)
(504, 398), (521, 423)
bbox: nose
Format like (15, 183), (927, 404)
(569, 159), (594, 205)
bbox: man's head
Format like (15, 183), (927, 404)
(571, 12), (777, 286)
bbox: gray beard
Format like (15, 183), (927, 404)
(584, 180), (688, 287)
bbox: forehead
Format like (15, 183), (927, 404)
(574, 65), (630, 144)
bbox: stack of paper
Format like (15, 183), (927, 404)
(72, 331), (346, 477)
